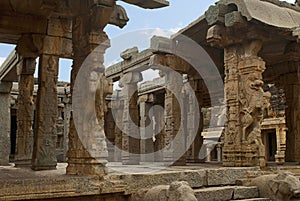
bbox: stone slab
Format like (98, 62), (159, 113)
(233, 186), (259, 200)
(194, 186), (234, 201)
(207, 167), (260, 186)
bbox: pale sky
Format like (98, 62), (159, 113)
(0, 0), (296, 82)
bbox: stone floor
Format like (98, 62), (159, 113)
(1, 162), (299, 200)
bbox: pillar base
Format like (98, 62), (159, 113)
(66, 159), (108, 176)
(223, 144), (264, 167)
(14, 159), (32, 168)
(31, 162), (57, 171)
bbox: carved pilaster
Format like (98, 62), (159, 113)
(0, 82), (12, 165)
(67, 3), (114, 175)
(14, 58), (36, 167)
(119, 72), (142, 165)
(223, 41), (270, 168)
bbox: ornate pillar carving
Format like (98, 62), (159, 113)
(0, 82), (13, 165)
(223, 41), (270, 168)
(32, 53), (59, 170)
(119, 71), (142, 165)
(14, 58), (36, 167)
(67, 2), (114, 175)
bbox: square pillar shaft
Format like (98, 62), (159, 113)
(14, 58), (36, 167)
(0, 82), (13, 165)
(32, 54), (59, 170)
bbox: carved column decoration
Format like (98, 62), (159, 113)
(223, 41), (270, 168)
(164, 70), (186, 165)
(32, 54), (59, 170)
(14, 58), (36, 167)
(119, 71), (142, 165)
(67, 2), (115, 175)
(0, 82), (13, 165)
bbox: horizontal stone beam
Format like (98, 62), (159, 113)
(0, 50), (20, 82)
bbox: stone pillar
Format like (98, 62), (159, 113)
(275, 125), (286, 163)
(14, 58), (36, 167)
(112, 92), (123, 162)
(205, 144), (212, 162)
(31, 54), (59, 170)
(279, 71), (300, 162)
(186, 77), (203, 163)
(222, 41), (270, 168)
(139, 94), (154, 162)
(67, 3), (114, 175)
(0, 82), (12, 165)
(164, 70), (186, 165)
(119, 72), (142, 165)
(216, 143), (222, 162)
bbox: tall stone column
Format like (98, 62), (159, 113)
(186, 77), (203, 163)
(0, 82), (12, 165)
(164, 70), (186, 165)
(119, 72), (142, 165)
(14, 58), (36, 167)
(112, 92), (123, 162)
(32, 54), (59, 170)
(67, 3), (114, 175)
(279, 71), (300, 162)
(222, 41), (270, 168)
(139, 94), (155, 162)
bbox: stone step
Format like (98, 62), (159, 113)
(194, 186), (259, 201)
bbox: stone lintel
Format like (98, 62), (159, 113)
(149, 54), (191, 73)
(121, 0), (169, 9)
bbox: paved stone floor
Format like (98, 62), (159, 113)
(0, 162), (224, 180)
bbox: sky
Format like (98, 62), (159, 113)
(0, 0), (295, 82)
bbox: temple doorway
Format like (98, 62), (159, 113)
(262, 129), (277, 162)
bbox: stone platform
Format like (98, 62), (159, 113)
(0, 162), (264, 200)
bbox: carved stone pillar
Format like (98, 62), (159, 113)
(14, 58), (36, 167)
(279, 72), (300, 162)
(186, 77), (203, 163)
(223, 41), (270, 168)
(275, 125), (287, 163)
(67, 3), (114, 175)
(0, 82), (12, 165)
(112, 92), (123, 162)
(32, 54), (59, 170)
(119, 72), (142, 165)
(164, 70), (186, 165)
(139, 94), (154, 162)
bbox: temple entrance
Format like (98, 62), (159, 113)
(262, 129), (277, 162)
